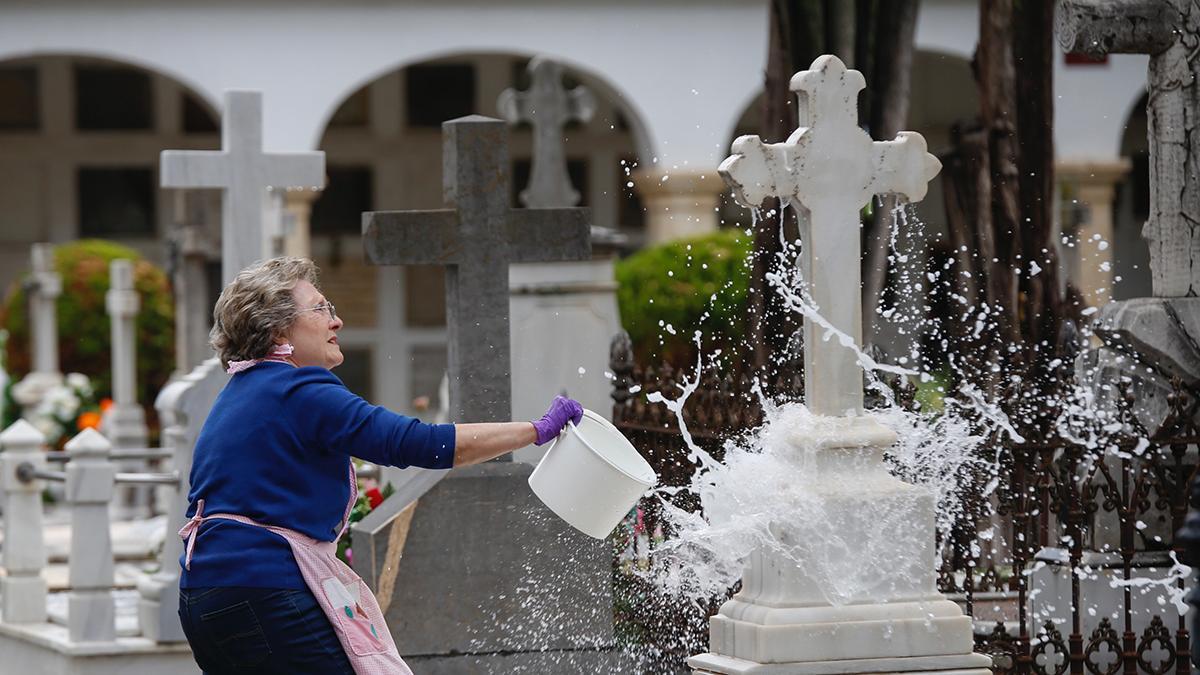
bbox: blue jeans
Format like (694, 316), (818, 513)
(178, 586), (354, 674)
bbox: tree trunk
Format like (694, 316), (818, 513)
(977, 0), (1022, 360)
(862, 0), (920, 345)
(752, 0), (816, 374)
(1014, 0), (1061, 377)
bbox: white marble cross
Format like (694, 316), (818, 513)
(29, 243), (61, 376)
(497, 57), (596, 208)
(719, 55), (940, 417)
(160, 91), (325, 284)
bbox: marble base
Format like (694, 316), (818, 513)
(690, 651), (993, 674)
(692, 413), (988, 674)
(0, 619), (196, 674)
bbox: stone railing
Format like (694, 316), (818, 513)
(0, 358), (225, 645)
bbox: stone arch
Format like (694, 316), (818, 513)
(313, 48), (657, 164)
(0, 47), (220, 114)
(0, 52), (222, 294)
(306, 49), (653, 406)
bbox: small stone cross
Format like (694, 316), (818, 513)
(719, 55), (940, 417)
(1057, 0), (1200, 297)
(160, 91), (326, 284)
(363, 115), (591, 427)
(497, 57), (596, 208)
(29, 243), (61, 376)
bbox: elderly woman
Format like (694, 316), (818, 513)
(177, 257), (581, 674)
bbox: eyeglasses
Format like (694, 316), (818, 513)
(296, 301), (337, 321)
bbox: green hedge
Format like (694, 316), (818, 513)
(1, 240), (174, 425)
(615, 228), (752, 363)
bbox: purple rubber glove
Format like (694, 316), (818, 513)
(532, 396), (584, 446)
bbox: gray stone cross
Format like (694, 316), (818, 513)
(1058, 0), (1200, 297)
(160, 90), (325, 284)
(720, 55), (940, 417)
(497, 57), (596, 208)
(363, 115), (591, 426)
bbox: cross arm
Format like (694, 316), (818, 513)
(160, 150), (230, 189)
(264, 152), (326, 190)
(867, 133), (942, 204)
(495, 89), (529, 125)
(362, 210), (463, 266)
(506, 207), (592, 263)
(1056, 0), (1180, 56)
(568, 88), (597, 122)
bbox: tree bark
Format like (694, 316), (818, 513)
(862, 0), (920, 344)
(977, 0), (1022, 353)
(1014, 0), (1061, 368)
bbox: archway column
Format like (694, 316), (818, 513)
(282, 187), (321, 258)
(632, 168), (726, 243)
(1058, 158), (1131, 307)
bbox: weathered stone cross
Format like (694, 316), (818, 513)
(497, 57), (596, 208)
(1058, 0), (1199, 297)
(160, 90), (326, 284)
(719, 55), (940, 417)
(363, 115), (591, 426)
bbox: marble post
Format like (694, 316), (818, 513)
(690, 55), (989, 675)
(1058, 159), (1132, 307)
(161, 90), (325, 285)
(64, 428), (117, 642)
(632, 169), (726, 243)
(104, 259), (151, 519)
(137, 358), (227, 642)
(13, 244), (63, 419)
(0, 420), (48, 623)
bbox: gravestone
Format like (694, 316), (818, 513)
(1061, 1), (1200, 434)
(1044, 0), (1200, 641)
(160, 90), (325, 284)
(358, 115), (629, 671)
(170, 224), (214, 375)
(691, 55), (987, 675)
(498, 57), (623, 463)
(11, 244), (63, 420)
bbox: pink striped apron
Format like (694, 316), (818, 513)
(179, 465), (413, 675)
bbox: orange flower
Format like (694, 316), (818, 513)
(99, 398), (114, 413)
(77, 411), (102, 430)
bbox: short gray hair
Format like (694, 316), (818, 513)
(210, 257), (320, 366)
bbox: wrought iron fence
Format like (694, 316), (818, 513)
(607, 331), (1197, 675)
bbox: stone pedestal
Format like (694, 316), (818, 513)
(1076, 297), (1200, 433)
(633, 169), (726, 243)
(509, 257), (621, 464)
(689, 416), (991, 675)
(1029, 548), (1191, 644)
(352, 462), (623, 671)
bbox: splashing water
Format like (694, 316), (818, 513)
(633, 200), (1018, 609)
(634, 197), (1189, 624)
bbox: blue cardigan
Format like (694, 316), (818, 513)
(180, 361), (455, 589)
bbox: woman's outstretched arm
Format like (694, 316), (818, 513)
(453, 423), (537, 467)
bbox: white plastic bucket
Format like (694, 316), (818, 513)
(528, 408), (657, 539)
